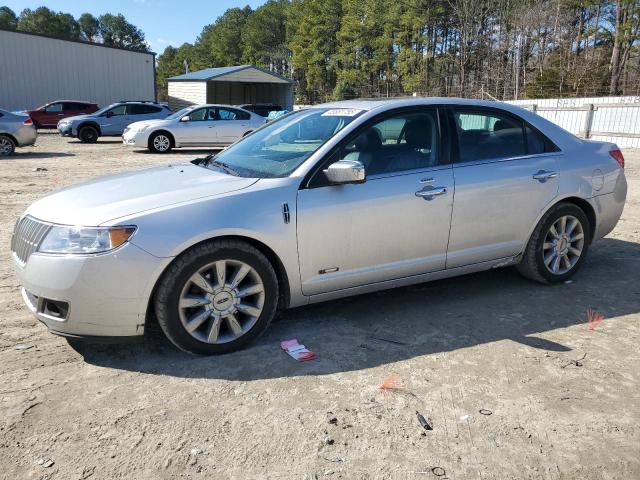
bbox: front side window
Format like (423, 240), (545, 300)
(453, 109), (526, 162)
(189, 107), (216, 121)
(106, 105), (127, 116)
(338, 109), (440, 176)
(45, 103), (62, 112)
(203, 108), (362, 178)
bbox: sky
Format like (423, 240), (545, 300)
(2, 0), (267, 53)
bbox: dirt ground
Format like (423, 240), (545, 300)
(1, 132), (639, 480)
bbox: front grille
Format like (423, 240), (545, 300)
(10, 216), (51, 264)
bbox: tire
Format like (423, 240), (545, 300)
(149, 131), (173, 153)
(517, 202), (591, 284)
(78, 125), (99, 143)
(0, 135), (15, 156)
(154, 239), (279, 355)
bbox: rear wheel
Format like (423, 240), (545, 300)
(154, 240), (278, 355)
(78, 125), (99, 143)
(0, 135), (15, 156)
(149, 132), (172, 153)
(517, 202), (591, 283)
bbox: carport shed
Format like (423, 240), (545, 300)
(167, 65), (293, 112)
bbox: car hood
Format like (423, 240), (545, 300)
(25, 162), (258, 225)
(126, 118), (173, 130)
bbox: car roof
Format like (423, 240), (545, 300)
(313, 97), (526, 112)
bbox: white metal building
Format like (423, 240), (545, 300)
(167, 65), (294, 112)
(0, 28), (156, 111)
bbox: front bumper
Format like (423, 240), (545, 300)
(57, 124), (74, 137)
(122, 129), (149, 147)
(12, 242), (170, 338)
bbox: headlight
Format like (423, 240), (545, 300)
(38, 226), (136, 254)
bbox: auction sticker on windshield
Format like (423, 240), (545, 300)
(321, 109), (363, 117)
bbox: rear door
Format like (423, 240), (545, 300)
(62, 102), (86, 121)
(215, 107), (251, 143)
(446, 107), (561, 268)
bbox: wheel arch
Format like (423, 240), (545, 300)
(145, 234), (291, 330)
(77, 121), (101, 136)
(0, 132), (18, 145)
(148, 129), (175, 149)
(552, 196), (596, 243)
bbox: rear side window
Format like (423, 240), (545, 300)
(452, 108), (558, 162)
(217, 108), (249, 120)
(453, 110), (525, 162)
(63, 103), (85, 111)
(129, 104), (162, 115)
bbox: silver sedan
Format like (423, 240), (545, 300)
(0, 108), (37, 155)
(11, 98), (627, 354)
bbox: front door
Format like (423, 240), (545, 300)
(446, 107), (560, 268)
(101, 104), (129, 135)
(41, 102), (64, 127)
(176, 107), (218, 145)
(297, 108), (454, 296)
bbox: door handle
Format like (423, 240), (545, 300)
(57, 113), (64, 116)
(532, 170), (558, 182)
(415, 187), (447, 199)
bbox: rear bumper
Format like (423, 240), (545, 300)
(592, 173), (627, 240)
(16, 125), (37, 146)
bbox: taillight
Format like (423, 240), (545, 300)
(609, 149), (624, 169)
(23, 117), (33, 126)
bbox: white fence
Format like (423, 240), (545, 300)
(508, 96), (640, 148)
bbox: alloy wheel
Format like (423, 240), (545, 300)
(153, 135), (170, 152)
(542, 215), (585, 275)
(178, 259), (265, 344)
(0, 137), (13, 155)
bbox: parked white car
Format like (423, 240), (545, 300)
(122, 104), (265, 153)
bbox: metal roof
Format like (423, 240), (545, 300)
(168, 65), (293, 83)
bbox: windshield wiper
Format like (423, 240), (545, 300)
(207, 159), (240, 176)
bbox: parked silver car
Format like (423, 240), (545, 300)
(0, 109), (37, 155)
(11, 98), (627, 354)
(122, 104), (265, 153)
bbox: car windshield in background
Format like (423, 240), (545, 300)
(166, 107), (192, 120)
(204, 108), (363, 178)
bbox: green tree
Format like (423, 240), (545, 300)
(98, 13), (148, 51)
(197, 7), (252, 66)
(79, 13), (100, 42)
(17, 7), (80, 40)
(241, 0), (289, 74)
(0, 6), (17, 30)
(288, 0), (342, 102)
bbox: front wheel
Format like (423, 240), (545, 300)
(78, 125), (99, 143)
(149, 132), (172, 153)
(154, 240), (279, 355)
(0, 135), (16, 156)
(517, 202), (591, 283)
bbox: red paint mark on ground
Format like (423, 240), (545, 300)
(587, 308), (604, 330)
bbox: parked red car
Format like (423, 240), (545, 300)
(27, 101), (99, 129)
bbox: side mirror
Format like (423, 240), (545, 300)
(104, 111), (113, 118)
(323, 160), (366, 185)
(180, 116), (190, 122)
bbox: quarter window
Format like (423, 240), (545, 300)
(338, 110), (440, 176)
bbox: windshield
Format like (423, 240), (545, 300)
(203, 108), (363, 178)
(166, 107), (193, 120)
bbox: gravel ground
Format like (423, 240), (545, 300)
(1, 132), (639, 480)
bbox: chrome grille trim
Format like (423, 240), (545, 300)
(10, 216), (51, 264)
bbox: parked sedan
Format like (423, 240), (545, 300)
(122, 104), (265, 153)
(27, 100), (99, 129)
(11, 98), (627, 354)
(0, 109), (37, 156)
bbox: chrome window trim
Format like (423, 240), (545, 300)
(451, 151), (564, 169)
